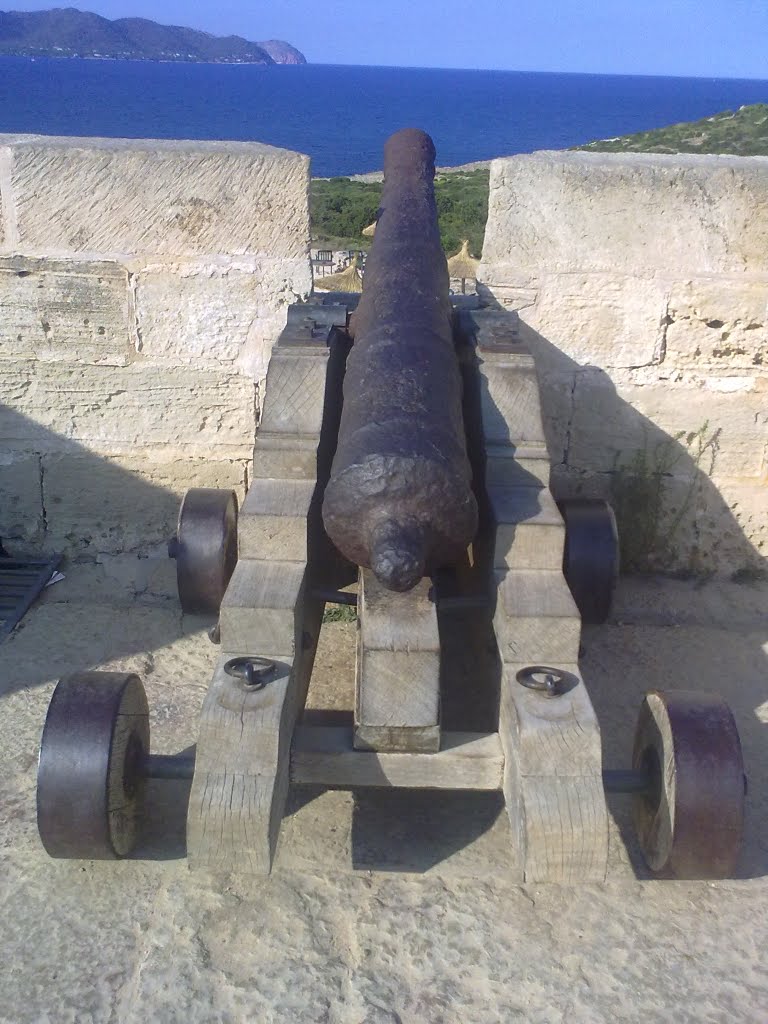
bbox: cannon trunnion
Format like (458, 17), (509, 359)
(36, 131), (745, 882)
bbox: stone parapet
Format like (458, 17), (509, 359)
(482, 150), (768, 277)
(479, 151), (768, 576)
(0, 135), (310, 260)
(0, 135), (312, 557)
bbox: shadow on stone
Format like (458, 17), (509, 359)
(0, 404), (220, 695)
(350, 789), (505, 873)
(3, 303), (767, 878)
(483, 303), (768, 881)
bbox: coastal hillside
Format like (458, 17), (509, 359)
(311, 104), (768, 252)
(0, 8), (306, 63)
(311, 168), (490, 256)
(574, 103), (768, 156)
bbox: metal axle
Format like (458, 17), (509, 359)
(143, 747), (651, 794)
(145, 753), (197, 781)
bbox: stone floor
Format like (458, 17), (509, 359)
(1, 554), (767, 1022)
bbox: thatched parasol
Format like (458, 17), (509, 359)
(362, 220), (376, 238)
(447, 239), (480, 294)
(314, 255), (363, 293)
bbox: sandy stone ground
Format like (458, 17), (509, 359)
(1, 555), (767, 1023)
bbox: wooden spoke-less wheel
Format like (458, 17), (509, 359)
(559, 498), (619, 625)
(172, 488), (238, 615)
(37, 672), (149, 859)
(632, 690), (746, 879)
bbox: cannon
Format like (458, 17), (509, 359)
(322, 129), (477, 591)
(36, 130), (746, 881)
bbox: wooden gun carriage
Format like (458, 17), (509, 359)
(37, 130), (746, 881)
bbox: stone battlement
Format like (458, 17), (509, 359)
(0, 135), (311, 557)
(0, 138), (765, 575)
(479, 150), (767, 576)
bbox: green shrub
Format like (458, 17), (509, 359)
(573, 103), (768, 157)
(310, 169), (490, 257)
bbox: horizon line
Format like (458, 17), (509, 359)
(305, 61), (768, 84)
(2, 52), (768, 83)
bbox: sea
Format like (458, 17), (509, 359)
(1, 57), (768, 177)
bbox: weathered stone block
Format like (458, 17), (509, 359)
(0, 257), (132, 366)
(550, 464), (767, 576)
(532, 369), (575, 467)
(569, 373), (768, 479)
(1, 135), (310, 259)
(548, 465), (612, 503)
(0, 361), (255, 455)
(42, 452), (247, 554)
(133, 257), (311, 379)
(481, 151), (768, 278)
(476, 279), (539, 313)
(665, 278), (768, 369)
(0, 147), (9, 250)
(0, 452), (43, 544)
(523, 273), (668, 370)
(696, 479), (768, 574)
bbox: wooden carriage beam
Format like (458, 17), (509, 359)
(291, 728), (504, 791)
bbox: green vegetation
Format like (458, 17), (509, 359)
(310, 168), (490, 256)
(573, 104), (768, 157)
(310, 178), (381, 250)
(322, 603), (357, 624)
(610, 423), (721, 574)
(434, 169), (490, 255)
(311, 103), (768, 264)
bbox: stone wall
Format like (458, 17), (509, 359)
(0, 135), (311, 558)
(479, 151), (768, 576)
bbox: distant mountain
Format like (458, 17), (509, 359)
(0, 7), (307, 64)
(256, 39), (305, 66)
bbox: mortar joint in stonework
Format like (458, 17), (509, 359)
(38, 454), (48, 535)
(653, 295), (674, 365)
(127, 270), (144, 353)
(0, 147), (19, 249)
(562, 370), (579, 467)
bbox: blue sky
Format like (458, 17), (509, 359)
(6, 1), (768, 79)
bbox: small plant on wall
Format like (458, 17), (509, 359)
(610, 422), (721, 573)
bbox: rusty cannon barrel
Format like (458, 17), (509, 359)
(322, 128), (478, 592)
